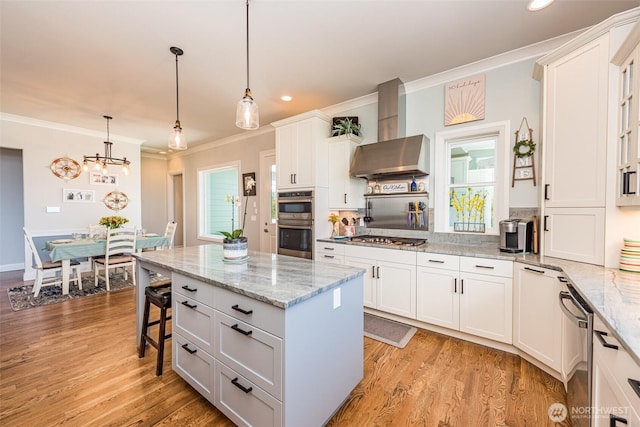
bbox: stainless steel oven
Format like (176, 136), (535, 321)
(559, 278), (594, 427)
(277, 191), (313, 259)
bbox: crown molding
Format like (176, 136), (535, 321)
(0, 112), (146, 145)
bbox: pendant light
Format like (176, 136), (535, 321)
(236, 0), (259, 129)
(82, 115), (130, 175)
(169, 46), (188, 150)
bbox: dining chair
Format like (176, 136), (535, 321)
(93, 227), (137, 291)
(23, 227), (82, 297)
(163, 221), (177, 249)
(87, 224), (108, 268)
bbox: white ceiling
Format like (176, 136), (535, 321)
(2, 0), (639, 153)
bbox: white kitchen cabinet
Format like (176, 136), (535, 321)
(542, 207), (605, 265)
(416, 253), (513, 344)
(513, 263), (563, 372)
(315, 241), (345, 265)
(345, 245), (416, 318)
(592, 317), (640, 426)
(328, 135), (365, 210)
(613, 24), (640, 206)
(273, 111), (331, 190)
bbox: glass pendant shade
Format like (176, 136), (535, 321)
(236, 90), (259, 129)
(169, 120), (188, 150)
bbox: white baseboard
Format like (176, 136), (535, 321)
(0, 263), (24, 272)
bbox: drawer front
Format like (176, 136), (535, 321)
(416, 252), (460, 271)
(214, 311), (283, 400)
(215, 287), (285, 338)
(345, 245), (417, 265)
(214, 360), (283, 427)
(316, 252), (345, 264)
(316, 242), (345, 255)
(172, 273), (216, 307)
(460, 256), (512, 278)
(173, 293), (216, 354)
(173, 333), (215, 403)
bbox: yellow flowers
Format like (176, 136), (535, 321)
(328, 213), (339, 224)
(450, 187), (488, 224)
(99, 215), (129, 229)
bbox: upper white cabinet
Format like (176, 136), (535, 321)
(613, 22), (640, 206)
(273, 111), (331, 190)
(328, 135), (365, 210)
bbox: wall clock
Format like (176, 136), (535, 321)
(103, 191), (129, 211)
(50, 157), (81, 180)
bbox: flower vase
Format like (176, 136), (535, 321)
(331, 223), (338, 238)
(223, 237), (248, 260)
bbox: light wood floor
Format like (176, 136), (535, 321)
(0, 271), (570, 426)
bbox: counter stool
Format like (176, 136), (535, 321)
(139, 280), (172, 376)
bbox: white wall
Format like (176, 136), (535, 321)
(0, 147), (25, 270)
(0, 118), (142, 274)
(140, 155), (168, 235)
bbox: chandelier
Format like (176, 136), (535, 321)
(236, 0), (259, 129)
(82, 115), (130, 175)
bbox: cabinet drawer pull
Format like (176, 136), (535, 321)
(181, 343), (197, 354)
(557, 276), (568, 283)
(231, 324), (253, 336)
(628, 378), (640, 400)
(323, 247), (335, 251)
(544, 184), (550, 200)
(376, 266), (380, 279)
(524, 266), (545, 274)
(181, 300), (197, 309)
(594, 330), (618, 350)
(609, 414), (627, 426)
(461, 279), (464, 295)
(544, 215), (549, 232)
(323, 255), (335, 259)
(231, 304), (253, 315)
(372, 266), (376, 278)
(344, 193), (347, 204)
(231, 377), (253, 394)
(454, 278), (457, 293)
(428, 259), (445, 263)
(474, 264), (494, 269)
(181, 285), (197, 292)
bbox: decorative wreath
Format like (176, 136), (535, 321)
(513, 139), (536, 158)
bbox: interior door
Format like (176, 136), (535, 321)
(259, 150), (277, 253)
(169, 171), (184, 247)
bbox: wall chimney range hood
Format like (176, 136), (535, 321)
(350, 78), (430, 180)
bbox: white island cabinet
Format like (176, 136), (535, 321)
(135, 245), (365, 427)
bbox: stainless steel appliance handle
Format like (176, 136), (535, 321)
(278, 224), (312, 230)
(277, 199), (312, 204)
(558, 291), (588, 328)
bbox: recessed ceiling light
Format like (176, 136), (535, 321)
(527, 0), (554, 11)
(159, 151), (167, 155)
(281, 95), (292, 102)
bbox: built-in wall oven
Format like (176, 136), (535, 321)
(559, 278), (594, 427)
(277, 191), (313, 259)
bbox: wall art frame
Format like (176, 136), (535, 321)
(62, 189), (95, 203)
(89, 172), (119, 185)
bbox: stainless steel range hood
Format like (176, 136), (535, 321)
(350, 78), (430, 180)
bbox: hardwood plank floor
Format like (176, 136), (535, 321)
(0, 271), (570, 426)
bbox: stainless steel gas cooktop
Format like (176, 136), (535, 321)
(349, 235), (427, 247)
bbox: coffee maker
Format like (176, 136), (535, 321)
(499, 219), (533, 253)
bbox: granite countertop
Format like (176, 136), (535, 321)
(133, 244), (365, 309)
(318, 237), (640, 365)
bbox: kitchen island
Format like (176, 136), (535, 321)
(134, 244), (365, 427)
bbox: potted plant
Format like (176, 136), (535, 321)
(332, 117), (362, 137)
(218, 176), (256, 260)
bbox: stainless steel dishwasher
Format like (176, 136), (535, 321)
(559, 277), (594, 427)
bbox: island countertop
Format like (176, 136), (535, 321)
(133, 244), (365, 309)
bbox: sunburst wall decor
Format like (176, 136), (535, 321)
(444, 74), (485, 126)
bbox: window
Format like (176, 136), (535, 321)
(198, 163), (239, 241)
(434, 121), (509, 235)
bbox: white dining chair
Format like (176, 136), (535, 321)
(23, 227), (82, 297)
(93, 227), (137, 291)
(163, 221), (177, 249)
(87, 224), (108, 268)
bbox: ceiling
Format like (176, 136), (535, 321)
(2, 0), (639, 154)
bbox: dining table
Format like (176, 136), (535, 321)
(45, 234), (169, 295)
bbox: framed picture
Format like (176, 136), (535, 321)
(90, 172), (118, 185)
(242, 172), (257, 196)
(444, 74), (485, 126)
(63, 189), (95, 203)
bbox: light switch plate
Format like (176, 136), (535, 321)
(46, 206), (61, 213)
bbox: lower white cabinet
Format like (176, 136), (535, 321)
(417, 253), (513, 344)
(592, 317), (640, 426)
(170, 271), (364, 427)
(344, 245), (416, 318)
(315, 242), (345, 265)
